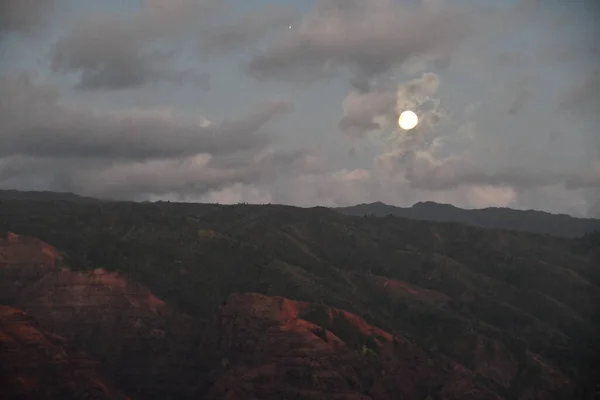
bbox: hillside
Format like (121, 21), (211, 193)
(3, 189), (599, 237)
(336, 201), (600, 238)
(0, 305), (130, 400)
(0, 189), (103, 204)
(0, 196), (599, 399)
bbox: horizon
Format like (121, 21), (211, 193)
(1, 0), (599, 218)
(2, 187), (599, 220)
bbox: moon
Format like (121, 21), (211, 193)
(398, 110), (419, 131)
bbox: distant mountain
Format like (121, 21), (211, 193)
(0, 189), (103, 204)
(336, 201), (600, 238)
(3, 190), (598, 238)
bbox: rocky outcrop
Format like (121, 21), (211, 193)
(206, 293), (500, 400)
(0, 305), (128, 400)
(0, 232), (210, 399)
(0, 232), (584, 399)
(0, 232), (63, 304)
(16, 267), (207, 400)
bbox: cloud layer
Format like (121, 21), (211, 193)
(246, 0), (473, 82)
(0, 74), (313, 199)
(0, 0), (598, 217)
(0, 0), (55, 35)
(49, 0), (217, 90)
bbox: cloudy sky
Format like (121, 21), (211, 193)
(1, 0), (599, 216)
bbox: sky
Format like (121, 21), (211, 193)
(0, 0), (599, 216)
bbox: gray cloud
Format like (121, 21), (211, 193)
(339, 86), (396, 138)
(201, 5), (295, 53)
(246, 0), (474, 83)
(49, 1), (298, 91)
(2, 0), (597, 218)
(50, 2), (214, 90)
(69, 147), (314, 200)
(339, 72), (444, 138)
(0, 74), (309, 199)
(559, 69), (600, 115)
(0, 0), (55, 35)
(559, 70), (600, 159)
(589, 200), (600, 218)
(0, 74), (287, 160)
(403, 153), (600, 192)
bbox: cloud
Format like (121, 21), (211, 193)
(559, 69), (600, 116)
(2, 0), (597, 219)
(0, 74), (288, 160)
(589, 201), (600, 218)
(68, 150), (301, 199)
(200, 183), (274, 205)
(246, 0), (474, 83)
(49, 1), (298, 90)
(339, 72), (446, 139)
(402, 150), (600, 191)
(0, 0), (55, 36)
(50, 1), (215, 90)
(0, 73), (309, 199)
(464, 186), (517, 209)
(201, 5), (295, 53)
(242, 164), (519, 210)
(339, 84), (396, 138)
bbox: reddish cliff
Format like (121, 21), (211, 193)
(1, 232), (206, 398)
(0, 232), (64, 304)
(206, 293), (500, 400)
(16, 267), (207, 399)
(0, 305), (128, 400)
(0, 232), (582, 399)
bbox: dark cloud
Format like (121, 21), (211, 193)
(0, 74), (284, 160)
(201, 6), (295, 53)
(50, 2), (213, 90)
(0, 74), (307, 199)
(246, 0), (473, 83)
(68, 148), (313, 200)
(589, 200), (600, 218)
(73, 58), (209, 92)
(559, 70), (600, 159)
(508, 88), (530, 115)
(0, 0), (55, 35)
(559, 70), (600, 115)
(338, 87), (396, 138)
(50, 1), (297, 90)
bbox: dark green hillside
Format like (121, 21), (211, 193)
(1, 196), (598, 397)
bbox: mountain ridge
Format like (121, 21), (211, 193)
(335, 201), (600, 238)
(2, 189), (599, 238)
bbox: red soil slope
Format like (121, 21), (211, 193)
(0, 232), (580, 399)
(0, 305), (128, 400)
(0, 232), (64, 303)
(206, 292), (501, 400)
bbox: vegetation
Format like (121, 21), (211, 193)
(0, 195), (599, 397)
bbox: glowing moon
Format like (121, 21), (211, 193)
(398, 110), (419, 130)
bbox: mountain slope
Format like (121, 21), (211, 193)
(0, 232), (575, 400)
(0, 189), (103, 204)
(336, 201), (600, 237)
(205, 292), (503, 400)
(0, 196), (599, 398)
(4, 189), (600, 237)
(0, 305), (129, 400)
